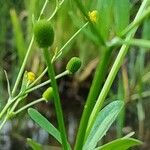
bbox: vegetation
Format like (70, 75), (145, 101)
(0, 0), (150, 149)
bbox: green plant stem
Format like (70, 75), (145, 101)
(131, 90), (150, 100)
(43, 48), (69, 150)
(38, 0), (49, 21)
(0, 97), (22, 130)
(11, 0), (50, 97)
(0, 115), (8, 131)
(11, 36), (34, 97)
(53, 22), (89, 61)
(29, 68), (48, 88)
(26, 70), (69, 93)
(14, 98), (44, 115)
(74, 47), (112, 150)
(112, 38), (150, 49)
(0, 102), (11, 119)
(74, 0), (105, 45)
(9, 98), (22, 113)
(48, 0), (59, 21)
(0, 94), (21, 119)
(121, 6), (150, 37)
(30, 22), (88, 88)
(86, 0), (150, 139)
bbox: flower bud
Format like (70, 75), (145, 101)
(27, 72), (36, 83)
(88, 10), (98, 23)
(66, 57), (82, 74)
(34, 20), (54, 48)
(42, 87), (54, 102)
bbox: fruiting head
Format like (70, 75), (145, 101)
(34, 20), (54, 48)
(42, 87), (54, 102)
(66, 57), (82, 74)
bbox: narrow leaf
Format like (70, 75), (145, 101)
(28, 108), (62, 144)
(4, 70), (11, 98)
(83, 101), (124, 150)
(96, 0), (114, 39)
(114, 0), (130, 35)
(94, 138), (142, 150)
(10, 9), (26, 65)
(27, 138), (42, 150)
(142, 17), (150, 40)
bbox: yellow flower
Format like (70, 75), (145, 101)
(27, 72), (36, 83)
(88, 10), (98, 23)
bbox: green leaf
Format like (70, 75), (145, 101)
(96, 0), (114, 40)
(10, 9), (26, 65)
(4, 70), (11, 98)
(27, 138), (42, 150)
(28, 108), (62, 144)
(142, 17), (150, 40)
(83, 101), (124, 150)
(94, 138), (142, 150)
(114, 0), (130, 35)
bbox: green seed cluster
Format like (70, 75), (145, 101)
(66, 57), (82, 74)
(34, 20), (54, 48)
(42, 87), (54, 102)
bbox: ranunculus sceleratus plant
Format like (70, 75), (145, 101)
(1, 0), (150, 149)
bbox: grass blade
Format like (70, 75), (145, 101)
(10, 9), (26, 65)
(114, 0), (130, 35)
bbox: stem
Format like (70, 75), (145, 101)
(30, 22), (88, 88)
(11, 0), (49, 97)
(27, 71), (68, 93)
(74, 48), (112, 149)
(53, 22), (89, 61)
(86, 0), (150, 139)
(74, 0), (105, 45)
(48, 0), (59, 21)
(121, 6), (150, 37)
(26, 70), (69, 93)
(0, 94), (21, 119)
(9, 98), (21, 113)
(38, 0), (49, 21)
(131, 91), (150, 100)
(29, 68), (48, 88)
(11, 36), (34, 96)
(0, 115), (8, 131)
(0, 102), (11, 119)
(43, 48), (69, 150)
(113, 38), (150, 49)
(14, 98), (44, 115)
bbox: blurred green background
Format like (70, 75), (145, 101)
(0, 0), (150, 149)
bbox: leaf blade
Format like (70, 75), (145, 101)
(27, 138), (42, 150)
(94, 138), (142, 150)
(83, 101), (124, 150)
(10, 9), (26, 65)
(28, 108), (62, 144)
(114, 0), (130, 35)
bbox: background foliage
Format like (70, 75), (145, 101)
(0, 0), (150, 149)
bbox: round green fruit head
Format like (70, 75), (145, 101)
(34, 20), (54, 48)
